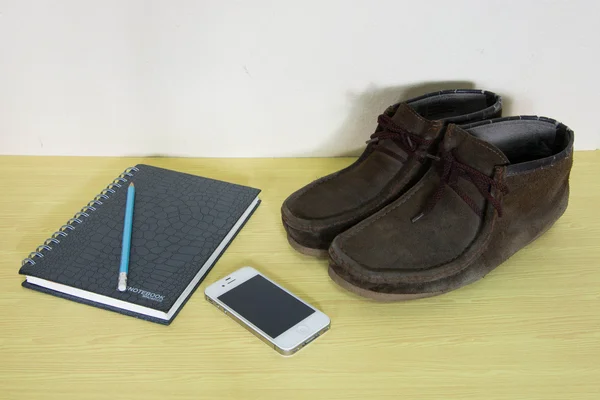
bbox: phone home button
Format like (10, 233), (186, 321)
(296, 325), (309, 334)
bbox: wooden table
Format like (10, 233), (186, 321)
(1, 154), (599, 400)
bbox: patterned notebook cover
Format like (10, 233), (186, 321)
(19, 164), (261, 324)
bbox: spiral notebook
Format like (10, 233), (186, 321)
(18, 164), (261, 325)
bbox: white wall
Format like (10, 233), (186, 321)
(1, 0), (598, 157)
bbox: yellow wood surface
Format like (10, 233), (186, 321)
(1, 153), (599, 400)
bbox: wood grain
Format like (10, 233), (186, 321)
(1, 153), (599, 400)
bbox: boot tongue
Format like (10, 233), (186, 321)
(390, 103), (442, 140)
(442, 124), (509, 175)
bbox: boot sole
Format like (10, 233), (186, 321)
(287, 234), (329, 258)
(328, 266), (445, 301)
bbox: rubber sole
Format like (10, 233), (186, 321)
(328, 266), (445, 301)
(286, 234), (329, 258)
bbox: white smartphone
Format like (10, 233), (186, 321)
(204, 266), (330, 356)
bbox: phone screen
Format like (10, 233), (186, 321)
(217, 275), (315, 338)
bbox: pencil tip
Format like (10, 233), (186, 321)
(129, 182), (135, 187)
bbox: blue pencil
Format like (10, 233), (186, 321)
(118, 182), (135, 292)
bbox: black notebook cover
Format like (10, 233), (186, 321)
(19, 164), (261, 325)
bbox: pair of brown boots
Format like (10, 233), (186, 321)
(281, 89), (574, 300)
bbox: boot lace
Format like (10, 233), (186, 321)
(367, 114), (432, 158)
(412, 150), (509, 222)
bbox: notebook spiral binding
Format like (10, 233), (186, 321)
(21, 166), (140, 267)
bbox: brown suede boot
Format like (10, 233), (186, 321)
(328, 116), (574, 300)
(282, 89), (502, 257)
